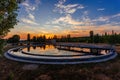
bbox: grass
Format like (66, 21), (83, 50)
(0, 45), (120, 80)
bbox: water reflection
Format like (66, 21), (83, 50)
(33, 46), (36, 50)
(23, 45), (84, 55)
(27, 46), (30, 52)
(23, 45), (108, 55)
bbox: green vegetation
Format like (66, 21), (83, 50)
(26, 31), (120, 45)
(56, 31), (120, 44)
(28, 34), (47, 43)
(7, 34), (20, 44)
(0, 45), (120, 80)
(0, 1), (119, 80)
(0, 39), (5, 55)
(0, 0), (18, 36)
(7, 72), (14, 80)
(0, 0), (23, 54)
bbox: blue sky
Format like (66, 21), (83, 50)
(6, 0), (120, 39)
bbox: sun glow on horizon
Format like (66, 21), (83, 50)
(4, 29), (120, 40)
(4, 0), (120, 39)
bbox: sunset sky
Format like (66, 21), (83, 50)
(5, 0), (120, 39)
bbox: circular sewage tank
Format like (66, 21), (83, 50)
(4, 44), (117, 64)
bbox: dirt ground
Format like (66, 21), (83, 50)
(0, 46), (120, 80)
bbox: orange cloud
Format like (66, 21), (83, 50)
(4, 24), (120, 40)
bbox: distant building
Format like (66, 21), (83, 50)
(27, 33), (30, 41)
(89, 31), (94, 43)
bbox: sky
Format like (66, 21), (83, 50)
(5, 0), (120, 39)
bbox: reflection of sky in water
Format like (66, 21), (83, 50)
(22, 45), (107, 55)
(22, 45), (86, 55)
(11, 50), (96, 59)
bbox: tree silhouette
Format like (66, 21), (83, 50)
(94, 34), (100, 43)
(32, 36), (37, 42)
(7, 34), (20, 44)
(67, 34), (71, 42)
(0, 0), (24, 37)
(0, 0), (23, 54)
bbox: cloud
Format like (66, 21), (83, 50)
(70, 24), (120, 36)
(28, 13), (35, 21)
(20, 0), (41, 25)
(83, 11), (89, 15)
(22, 1), (35, 12)
(47, 12), (94, 29)
(52, 15), (83, 25)
(58, 0), (66, 4)
(53, 0), (120, 29)
(78, 5), (85, 9)
(22, 0), (40, 12)
(92, 13), (120, 26)
(21, 18), (39, 25)
(51, 0), (89, 30)
(54, 0), (84, 14)
(112, 13), (120, 18)
(97, 8), (105, 11)
(93, 16), (109, 22)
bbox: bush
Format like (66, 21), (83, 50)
(0, 39), (4, 54)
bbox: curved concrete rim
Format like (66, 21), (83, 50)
(4, 47), (117, 64)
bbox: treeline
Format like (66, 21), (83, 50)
(27, 34), (90, 43)
(29, 32), (120, 44)
(7, 35), (20, 43)
(93, 33), (120, 44)
(89, 31), (120, 44)
(29, 35), (46, 43)
(55, 31), (120, 44)
(55, 35), (90, 43)
(7, 31), (120, 44)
